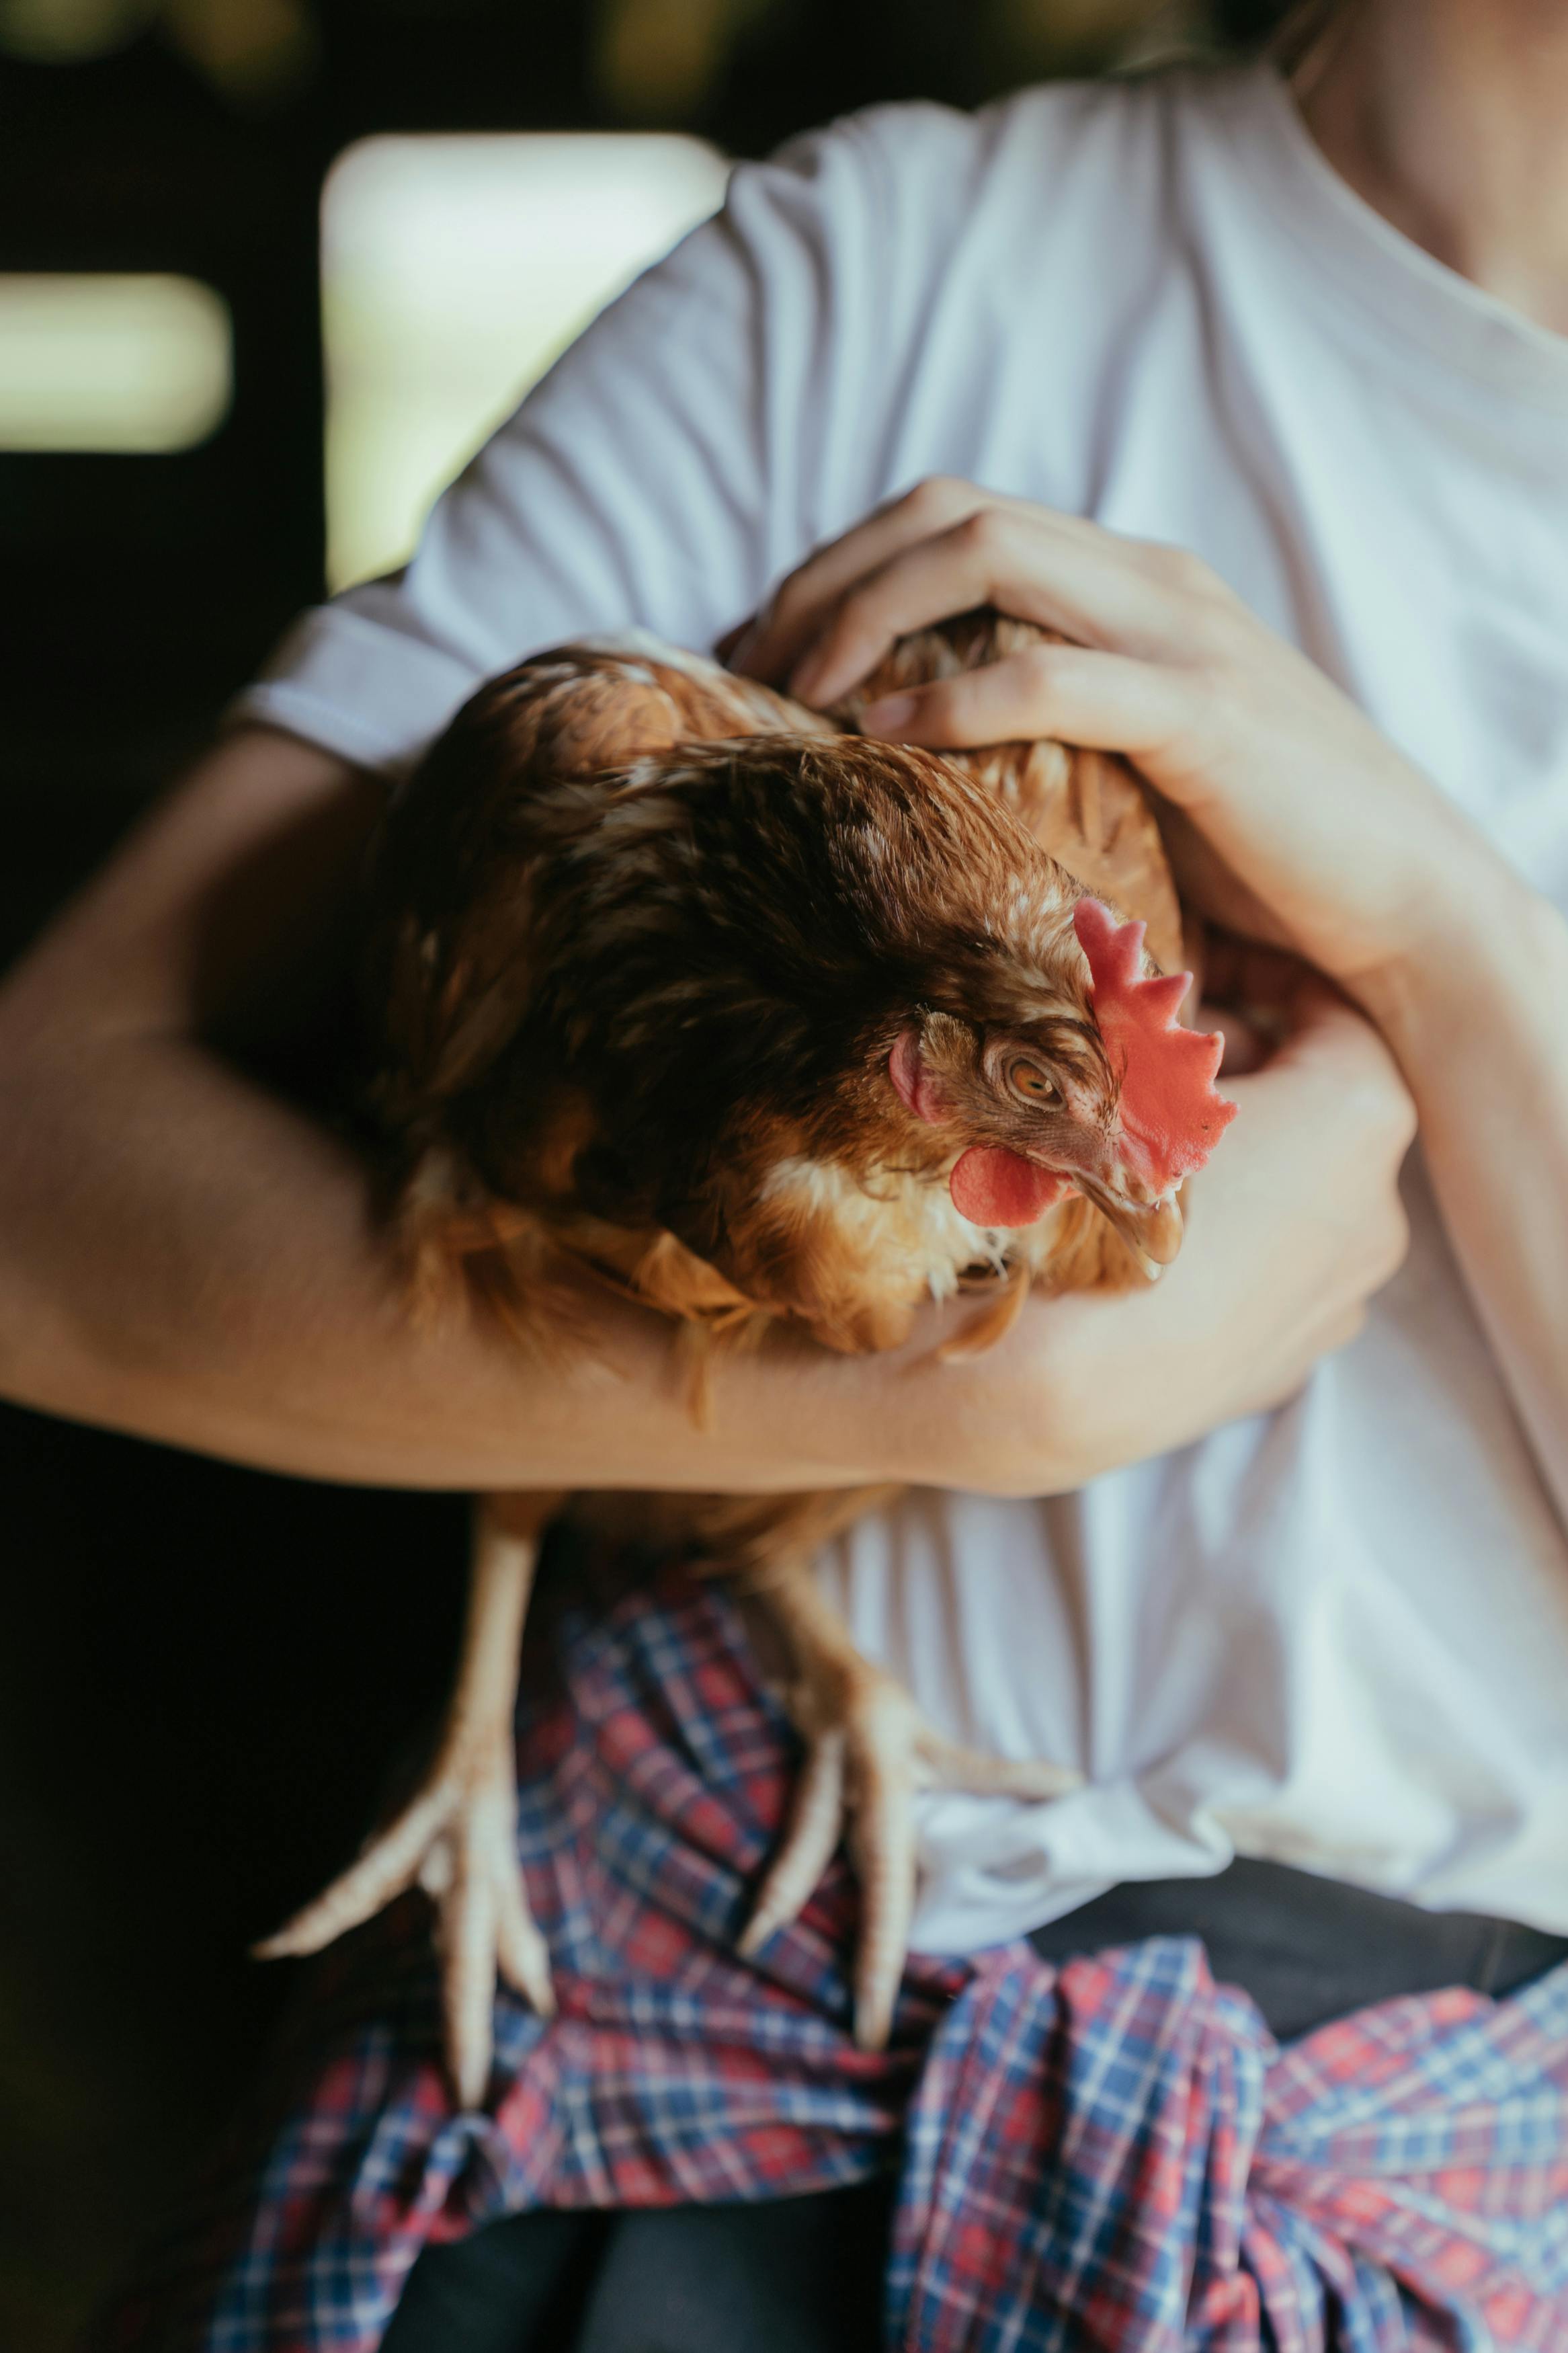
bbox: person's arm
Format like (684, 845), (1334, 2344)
(733, 479), (1568, 1513)
(0, 722), (1409, 1499)
(1357, 881), (1568, 1517)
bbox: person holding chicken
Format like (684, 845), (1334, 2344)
(11, 0), (1568, 2346)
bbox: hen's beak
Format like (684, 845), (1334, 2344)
(1073, 1170), (1184, 1279)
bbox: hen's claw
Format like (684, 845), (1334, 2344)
(740, 1654), (1080, 2051)
(255, 1726), (552, 2110)
(257, 1497), (556, 2111)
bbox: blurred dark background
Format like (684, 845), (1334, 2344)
(0, 0), (1268, 2341)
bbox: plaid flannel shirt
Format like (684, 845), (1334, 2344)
(94, 1556), (1568, 2352)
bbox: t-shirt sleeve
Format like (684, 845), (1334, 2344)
(233, 110), (925, 774)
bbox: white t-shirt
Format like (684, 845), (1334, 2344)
(239, 62), (1568, 1952)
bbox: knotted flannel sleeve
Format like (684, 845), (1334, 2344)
(93, 1556), (1568, 2353)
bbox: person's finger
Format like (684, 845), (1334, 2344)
(790, 512), (1216, 706)
(853, 639), (1195, 759)
(733, 479), (994, 682)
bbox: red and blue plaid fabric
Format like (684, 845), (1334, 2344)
(95, 1558), (1568, 2352)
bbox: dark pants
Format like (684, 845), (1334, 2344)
(382, 1858), (1568, 2353)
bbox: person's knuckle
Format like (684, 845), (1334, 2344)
(1143, 553), (1245, 666)
(763, 572), (810, 633)
(815, 584), (870, 649)
(1349, 1066), (1417, 1153)
(888, 678), (952, 736)
(1017, 641), (1061, 694)
(1390, 1084), (1419, 1152)
(1178, 552), (1245, 638)
(1329, 1068), (1378, 1132)
(1141, 541), (1210, 594)
(905, 475), (974, 524)
(1186, 602), (1249, 673)
(1336, 1190), (1409, 1298)
(1374, 1197), (1412, 1282)
(1159, 654), (1227, 755)
(1335, 1303), (1370, 1350)
(952, 505), (1010, 562)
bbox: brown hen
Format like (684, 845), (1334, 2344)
(259, 617), (1233, 2101)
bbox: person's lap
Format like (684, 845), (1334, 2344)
(384, 2182), (896, 2353)
(382, 1855), (1568, 2353)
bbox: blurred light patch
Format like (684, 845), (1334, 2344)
(321, 133), (730, 591)
(0, 274), (233, 452)
(0, 0), (145, 64)
(163, 0), (318, 103)
(0, 0), (316, 98)
(593, 0), (766, 122)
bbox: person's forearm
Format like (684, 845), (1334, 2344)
(0, 1025), (917, 1494)
(1360, 865), (1568, 1519)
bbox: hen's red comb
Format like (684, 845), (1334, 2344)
(1072, 898), (1235, 1193)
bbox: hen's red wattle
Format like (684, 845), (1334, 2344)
(950, 1146), (1071, 1228)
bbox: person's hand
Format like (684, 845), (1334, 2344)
(890, 957), (1417, 1496)
(727, 480), (1513, 1005)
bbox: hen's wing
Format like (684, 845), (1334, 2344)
(363, 639), (842, 1297)
(370, 636), (831, 1078)
(486, 633), (836, 775)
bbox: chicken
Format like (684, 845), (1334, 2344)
(257, 616), (1234, 2100)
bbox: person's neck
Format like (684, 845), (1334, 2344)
(1292, 0), (1568, 336)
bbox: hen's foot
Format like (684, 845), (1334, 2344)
(737, 1654), (1079, 2051)
(254, 1726), (552, 2110)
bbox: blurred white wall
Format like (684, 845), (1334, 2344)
(321, 131), (730, 591)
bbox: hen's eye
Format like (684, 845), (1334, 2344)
(1009, 1059), (1061, 1105)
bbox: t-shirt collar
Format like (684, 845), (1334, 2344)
(1208, 61), (1568, 423)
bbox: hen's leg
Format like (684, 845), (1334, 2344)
(737, 1558), (1079, 2050)
(255, 1492), (563, 2108)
